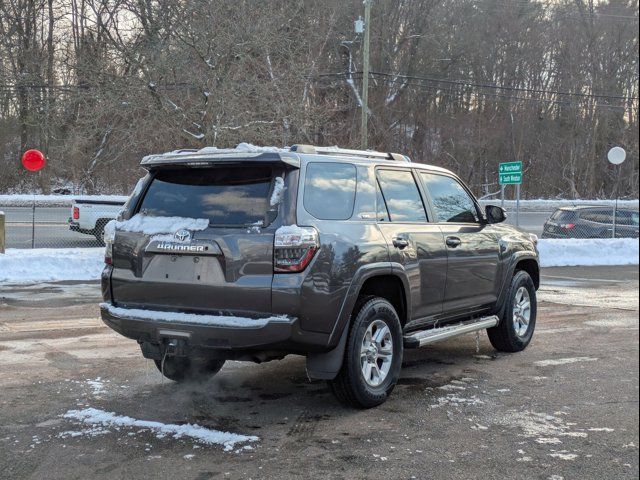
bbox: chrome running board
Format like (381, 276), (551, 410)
(403, 315), (499, 349)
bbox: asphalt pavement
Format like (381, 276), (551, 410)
(0, 266), (637, 479)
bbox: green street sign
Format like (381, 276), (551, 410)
(499, 161), (522, 185)
(500, 172), (522, 184)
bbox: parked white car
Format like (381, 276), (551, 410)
(69, 198), (126, 244)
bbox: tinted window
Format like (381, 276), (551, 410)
(304, 162), (357, 220)
(139, 166), (273, 225)
(580, 210), (613, 224)
(377, 170), (427, 222)
(420, 173), (479, 223)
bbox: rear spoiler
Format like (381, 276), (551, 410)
(140, 152), (301, 170)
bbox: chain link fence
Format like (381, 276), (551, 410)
(0, 199), (638, 250)
(0, 200), (123, 249)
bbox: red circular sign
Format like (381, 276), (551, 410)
(21, 149), (46, 172)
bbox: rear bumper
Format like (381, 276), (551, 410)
(100, 302), (328, 353)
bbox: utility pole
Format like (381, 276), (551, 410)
(360, 0), (372, 149)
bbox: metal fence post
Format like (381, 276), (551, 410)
(0, 211), (5, 253)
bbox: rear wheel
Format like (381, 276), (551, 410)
(488, 270), (537, 352)
(154, 356), (225, 382)
(329, 297), (403, 408)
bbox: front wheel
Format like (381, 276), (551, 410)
(328, 297), (403, 408)
(488, 270), (537, 352)
(154, 356), (225, 382)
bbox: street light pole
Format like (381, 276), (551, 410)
(360, 0), (372, 149)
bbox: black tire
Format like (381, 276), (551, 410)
(94, 219), (109, 246)
(154, 356), (225, 382)
(328, 296), (403, 409)
(488, 270), (537, 352)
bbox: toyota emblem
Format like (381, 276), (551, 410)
(174, 229), (191, 242)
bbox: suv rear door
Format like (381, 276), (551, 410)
(110, 164), (291, 314)
(375, 168), (448, 324)
(417, 171), (500, 316)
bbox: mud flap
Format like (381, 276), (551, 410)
(305, 323), (349, 380)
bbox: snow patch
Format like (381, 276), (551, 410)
(62, 407), (258, 451)
(101, 303), (291, 328)
(143, 143), (290, 162)
(497, 411), (582, 440)
(114, 214), (209, 235)
(534, 357), (598, 367)
(548, 451), (579, 461)
(85, 378), (107, 396)
(537, 239), (639, 267)
(270, 176), (285, 206)
(0, 248), (105, 284)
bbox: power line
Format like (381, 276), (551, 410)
(365, 71), (639, 102)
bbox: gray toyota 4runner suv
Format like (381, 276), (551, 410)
(101, 145), (539, 408)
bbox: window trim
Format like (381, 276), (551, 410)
(416, 170), (484, 225)
(302, 161), (358, 221)
(375, 167), (430, 224)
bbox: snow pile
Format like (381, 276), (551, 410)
(0, 248), (104, 284)
(101, 303), (291, 327)
(114, 214), (209, 235)
(62, 407), (259, 451)
(537, 238), (639, 267)
(0, 194), (128, 207)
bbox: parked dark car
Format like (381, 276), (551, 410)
(542, 206), (639, 239)
(100, 145), (540, 408)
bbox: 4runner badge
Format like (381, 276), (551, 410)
(174, 229), (191, 242)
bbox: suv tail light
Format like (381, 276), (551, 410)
(560, 223), (576, 229)
(73, 206), (79, 220)
(274, 226), (319, 273)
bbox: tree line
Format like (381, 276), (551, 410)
(0, 0), (638, 199)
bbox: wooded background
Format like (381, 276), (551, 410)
(0, 0), (638, 198)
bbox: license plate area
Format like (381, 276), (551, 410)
(143, 254), (225, 284)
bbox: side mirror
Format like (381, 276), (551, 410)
(485, 205), (507, 224)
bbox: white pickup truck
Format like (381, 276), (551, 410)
(69, 197), (127, 244)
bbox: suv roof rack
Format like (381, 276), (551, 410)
(290, 144), (411, 163)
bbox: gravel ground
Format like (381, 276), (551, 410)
(0, 266), (638, 480)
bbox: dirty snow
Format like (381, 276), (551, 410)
(62, 407), (258, 451)
(0, 248), (104, 284)
(114, 214), (209, 235)
(534, 357), (598, 367)
(537, 238), (639, 267)
(101, 303), (291, 328)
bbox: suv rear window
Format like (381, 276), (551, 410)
(303, 162), (357, 220)
(139, 166), (274, 225)
(550, 209), (577, 222)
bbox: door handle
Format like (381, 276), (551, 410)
(393, 237), (409, 249)
(446, 236), (462, 248)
